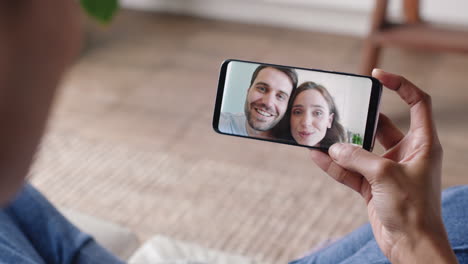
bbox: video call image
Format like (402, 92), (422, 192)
(218, 61), (373, 148)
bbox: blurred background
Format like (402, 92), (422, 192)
(29, 0), (468, 263)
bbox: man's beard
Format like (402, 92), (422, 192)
(244, 101), (281, 132)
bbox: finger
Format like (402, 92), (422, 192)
(309, 149), (331, 172)
(372, 69), (425, 107)
(376, 113), (404, 150)
(329, 143), (396, 184)
(310, 149), (365, 194)
(372, 69), (434, 134)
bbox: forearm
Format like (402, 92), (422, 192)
(0, 0), (81, 204)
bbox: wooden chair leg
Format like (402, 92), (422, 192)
(359, 0), (387, 75)
(360, 38), (381, 75)
(404, 0), (421, 24)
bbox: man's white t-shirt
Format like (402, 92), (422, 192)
(218, 112), (248, 136)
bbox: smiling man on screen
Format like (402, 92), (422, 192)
(219, 65), (298, 139)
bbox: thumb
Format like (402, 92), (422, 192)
(329, 143), (394, 184)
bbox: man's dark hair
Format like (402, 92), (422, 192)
(249, 65), (298, 91)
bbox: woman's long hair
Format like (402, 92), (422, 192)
(272, 81), (346, 148)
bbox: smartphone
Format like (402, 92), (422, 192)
(212, 59), (382, 151)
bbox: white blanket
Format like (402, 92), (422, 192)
(129, 235), (265, 264)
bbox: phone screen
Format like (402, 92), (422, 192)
(213, 60), (381, 150)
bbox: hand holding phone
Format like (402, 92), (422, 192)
(213, 59), (382, 151)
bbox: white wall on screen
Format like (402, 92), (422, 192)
(221, 61), (259, 113)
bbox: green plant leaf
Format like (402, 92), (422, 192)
(80, 0), (119, 24)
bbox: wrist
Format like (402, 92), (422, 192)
(391, 229), (458, 264)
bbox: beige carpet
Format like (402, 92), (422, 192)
(29, 10), (468, 264)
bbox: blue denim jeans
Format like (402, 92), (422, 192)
(290, 185), (468, 264)
(0, 184), (123, 264)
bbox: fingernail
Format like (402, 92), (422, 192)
(372, 68), (383, 77)
(329, 143), (344, 161)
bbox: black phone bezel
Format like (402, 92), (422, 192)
(212, 59), (382, 151)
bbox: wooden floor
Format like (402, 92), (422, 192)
(30, 10), (468, 263)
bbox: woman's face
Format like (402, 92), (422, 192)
(290, 89), (334, 147)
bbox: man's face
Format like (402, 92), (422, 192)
(244, 67), (294, 132)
